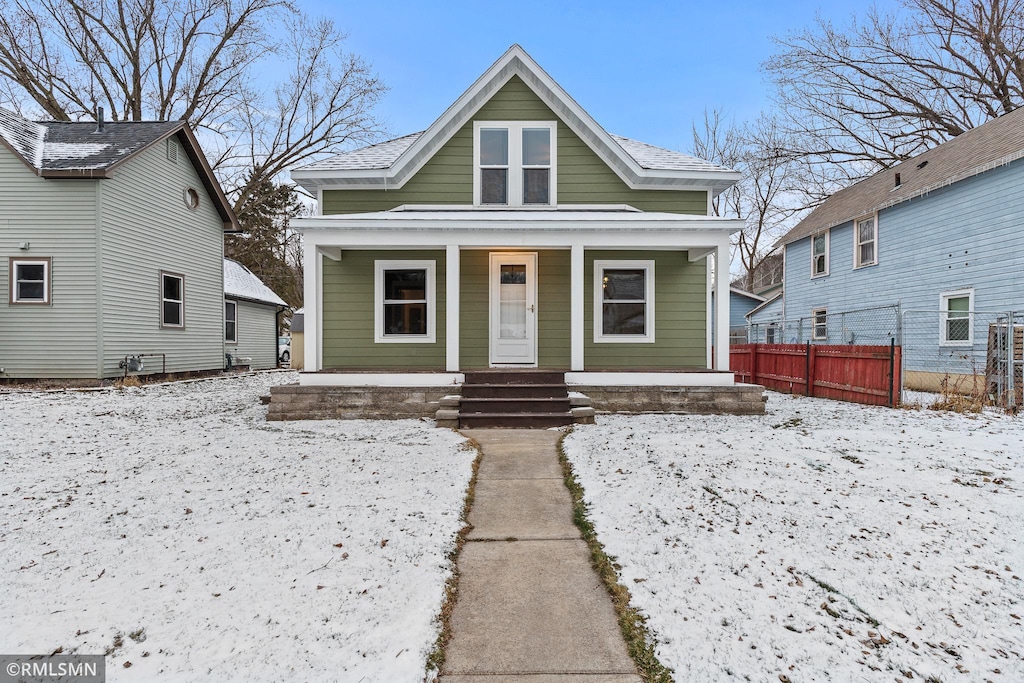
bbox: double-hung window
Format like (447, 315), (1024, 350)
(161, 271), (184, 328)
(594, 260), (655, 343)
(854, 215), (877, 268)
(374, 260), (436, 343)
(811, 231), (829, 277)
(812, 307), (828, 341)
(474, 121), (556, 206)
(10, 257), (51, 304)
(225, 300), (237, 343)
(940, 289), (973, 346)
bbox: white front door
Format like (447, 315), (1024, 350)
(489, 252), (538, 365)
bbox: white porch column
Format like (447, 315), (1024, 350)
(446, 244), (460, 372)
(570, 244), (585, 371)
(714, 241), (731, 372)
(303, 241), (321, 372)
(706, 255), (714, 369)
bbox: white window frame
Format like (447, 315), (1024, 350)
(939, 288), (974, 347)
(225, 300), (237, 343)
(811, 230), (829, 278)
(374, 260), (436, 343)
(811, 307), (828, 341)
(473, 121), (557, 207)
(594, 259), (655, 343)
(10, 257), (51, 304)
(854, 214), (878, 269)
(160, 271), (185, 328)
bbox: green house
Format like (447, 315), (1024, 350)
(285, 46), (760, 419)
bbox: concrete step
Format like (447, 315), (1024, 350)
(463, 370), (566, 385)
(460, 397), (571, 414)
(461, 383), (568, 399)
(458, 411), (574, 429)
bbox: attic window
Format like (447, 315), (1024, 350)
(167, 139), (178, 163)
(474, 121), (556, 206)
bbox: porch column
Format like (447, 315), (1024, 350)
(303, 241), (320, 372)
(571, 244), (585, 371)
(446, 244), (460, 372)
(714, 241), (731, 372)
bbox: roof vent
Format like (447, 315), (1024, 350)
(95, 107), (104, 133)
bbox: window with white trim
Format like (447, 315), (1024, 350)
(811, 231), (829, 277)
(940, 289), (974, 346)
(812, 307), (828, 340)
(594, 260), (655, 343)
(225, 300), (237, 343)
(854, 215), (877, 268)
(161, 271), (184, 328)
(474, 121), (556, 206)
(374, 260), (436, 343)
(10, 257), (51, 304)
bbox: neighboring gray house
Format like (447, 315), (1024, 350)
(0, 108), (239, 379)
(224, 258), (287, 370)
(751, 106), (1024, 390)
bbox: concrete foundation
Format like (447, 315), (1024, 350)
(266, 384), (449, 421)
(576, 383), (766, 415)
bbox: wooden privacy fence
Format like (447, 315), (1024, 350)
(731, 342), (901, 407)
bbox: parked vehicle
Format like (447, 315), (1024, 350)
(278, 336), (291, 364)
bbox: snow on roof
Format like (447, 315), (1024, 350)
(0, 107), (45, 167)
(224, 259), (287, 307)
(609, 135), (734, 174)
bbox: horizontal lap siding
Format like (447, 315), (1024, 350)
(226, 299), (278, 369)
(584, 250), (706, 370)
(459, 251), (488, 368)
(0, 150), (99, 378)
(322, 249), (446, 369)
(323, 77), (706, 215)
(99, 137), (225, 377)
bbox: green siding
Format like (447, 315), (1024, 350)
(323, 76), (707, 215)
(584, 250), (706, 370)
(322, 250), (446, 369)
(458, 250), (570, 369)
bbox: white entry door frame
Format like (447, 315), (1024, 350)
(489, 252), (538, 366)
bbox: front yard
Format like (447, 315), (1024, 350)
(565, 394), (1024, 682)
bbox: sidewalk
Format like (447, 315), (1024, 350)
(440, 429), (642, 682)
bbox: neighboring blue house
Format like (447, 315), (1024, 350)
(711, 287), (764, 344)
(751, 106), (1024, 390)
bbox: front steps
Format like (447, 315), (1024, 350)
(436, 370), (595, 429)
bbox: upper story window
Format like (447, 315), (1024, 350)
(10, 257), (51, 304)
(474, 121), (556, 207)
(811, 231), (829, 277)
(854, 215), (877, 268)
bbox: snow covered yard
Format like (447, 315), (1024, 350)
(0, 372), (475, 682)
(565, 392), (1024, 683)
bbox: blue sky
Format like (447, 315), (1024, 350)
(310, 0), (900, 153)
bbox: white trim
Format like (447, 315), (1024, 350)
(939, 288), (975, 346)
(10, 257), (50, 304)
(374, 260), (437, 343)
(714, 244), (731, 371)
(160, 271), (184, 328)
(594, 259), (655, 343)
(299, 372), (464, 387)
(387, 203), (642, 213)
(706, 257), (713, 368)
(811, 230), (829, 278)
(303, 242), (320, 371)
(566, 371), (736, 387)
(473, 121), (557, 207)
(446, 245), (460, 371)
(853, 214), (878, 269)
(571, 245), (585, 371)
(811, 307), (828, 341)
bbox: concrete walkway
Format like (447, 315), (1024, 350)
(440, 429), (641, 682)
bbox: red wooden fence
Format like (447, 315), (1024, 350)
(731, 343), (901, 407)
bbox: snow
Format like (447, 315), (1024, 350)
(41, 141), (112, 164)
(564, 392), (1024, 682)
(0, 372), (474, 681)
(223, 259), (287, 307)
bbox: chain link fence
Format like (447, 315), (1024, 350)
(745, 305), (1022, 409)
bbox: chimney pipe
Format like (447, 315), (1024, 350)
(894, 172), (901, 188)
(96, 107), (104, 133)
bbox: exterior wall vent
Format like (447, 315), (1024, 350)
(167, 139), (178, 163)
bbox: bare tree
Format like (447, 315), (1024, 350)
(692, 110), (804, 293)
(765, 0), (1024, 189)
(0, 0), (386, 221)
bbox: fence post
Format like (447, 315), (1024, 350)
(806, 342), (814, 397)
(888, 338), (896, 408)
(1008, 311), (1017, 411)
(750, 344), (758, 386)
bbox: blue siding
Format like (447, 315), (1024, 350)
(783, 157), (1024, 322)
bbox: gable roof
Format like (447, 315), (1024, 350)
(224, 259), (287, 307)
(745, 290), (783, 319)
(292, 45), (740, 196)
(0, 108), (239, 231)
(778, 105), (1024, 247)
